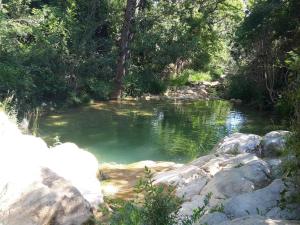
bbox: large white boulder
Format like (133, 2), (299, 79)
(48, 143), (103, 207)
(0, 168), (92, 225)
(214, 133), (262, 155)
(0, 113), (102, 225)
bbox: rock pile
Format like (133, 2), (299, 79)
(154, 130), (300, 225)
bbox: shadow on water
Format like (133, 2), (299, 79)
(38, 100), (285, 163)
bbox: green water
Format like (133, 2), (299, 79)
(38, 100), (284, 163)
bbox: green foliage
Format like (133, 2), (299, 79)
(101, 167), (212, 225)
(188, 70), (212, 84)
(109, 167), (181, 225)
(227, 73), (261, 103)
(230, 0), (300, 108)
(0, 0), (244, 107)
(209, 203), (224, 213)
(170, 69), (213, 87)
(282, 50), (300, 176)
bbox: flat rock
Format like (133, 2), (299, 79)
(201, 160), (270, 206)
(154, 164), (205, 186)
(176, 176), (208, 200)
(224, 179), (285, 218)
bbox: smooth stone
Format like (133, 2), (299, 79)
(0, 168), (92, 225)
(214, 133), (262, 155)
(200, 160), (270, 206)
(176, 176), (208, 200)
(49, 143), (103, 207)
(223, 179), (285, 218)
(154, 164), (205, 186)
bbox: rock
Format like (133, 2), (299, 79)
(223, 179), (285, 218)
(230, 99), (242, 104)
(194, 212), (229, 225)
(178, 195), (207, 217)
(0, 113), (102, 224)
(154, 164), (204, 186)
(219, 215), (300, 225)
(186, 90), (195, 94)
(201, 160), (270, 206)
(265, 158), (284, 179)
(261, 131), (291, 157)
(176, 176), (208, 200)
(0, 168), (92, 225)
(214, 133), (262, 155)
(219, 153), (262, 169)
(0, 112), (20, 137)
(266, 204), (300, 220)
(190, 155), (215, 168)
(48, 143), (103, 207)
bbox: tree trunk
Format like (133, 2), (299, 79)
(111, 0), (137, 99)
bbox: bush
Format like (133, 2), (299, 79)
(123, 71), (167, 97)
(188, 70), (212, 83)
(97, 167), (211, 225)
(226, 72), (263, 103)
(170, 69), (212, 87)
(87, 78), (112, 100)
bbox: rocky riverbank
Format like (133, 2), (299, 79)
(122, 81), (224, 101)
(102, 131), (300, 225)
(153, 131), (300, 225)
(1, 109), (299, 225)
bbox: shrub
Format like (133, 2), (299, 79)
(170, 69), (212, 87)
(226, 72), (262, 103)
(98, 167), (211, 225)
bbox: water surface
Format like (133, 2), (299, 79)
(38, 100), (284, 163)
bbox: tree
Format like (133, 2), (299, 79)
(111, 0), (137, 99)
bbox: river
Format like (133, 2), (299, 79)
(38, 100), (284, 163)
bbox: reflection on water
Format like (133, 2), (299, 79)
(226, 112), (246, 133)
(38, 100), (284, 163)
